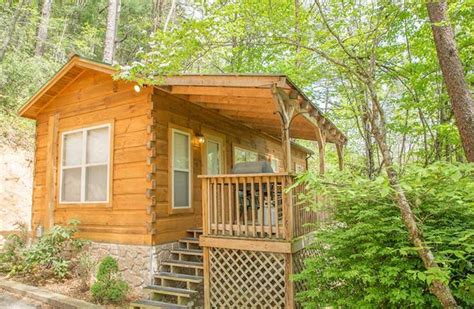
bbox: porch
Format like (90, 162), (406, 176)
(198, 172), (324, 308)
(152, 75), (346, 308)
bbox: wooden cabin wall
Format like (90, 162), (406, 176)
(151, 89), (308, 245)
(32, 69), (153, 245)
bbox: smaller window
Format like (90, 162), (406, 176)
(234, 146), (258, 165)
(171, 129), (192, 209)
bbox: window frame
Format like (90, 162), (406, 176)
(58, 123), (112, 205)
(170, 128), (192, 210)
(233, 145), (258, 165)
(203, 134), (225, 175)
(270, 156), (279, 173)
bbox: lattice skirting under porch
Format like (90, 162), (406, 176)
(293, 247), (318, 308)
(208, 247), (286, 308)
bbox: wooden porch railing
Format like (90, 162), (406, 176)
(199, 173), (320, 240)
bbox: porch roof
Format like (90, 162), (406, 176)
(18, 55), (346, 144)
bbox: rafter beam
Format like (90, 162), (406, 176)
(170, 85), (273, 98)
(161, 75), (286, 88)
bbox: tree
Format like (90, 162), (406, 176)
(103, 0), (121, 64)
(0, 0), (26, 62)
(35, 0), (53, 56)
(426, 0), (474, 162)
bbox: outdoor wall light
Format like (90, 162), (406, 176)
(196, 133), (205, 145)
(134, 84), (141, 93)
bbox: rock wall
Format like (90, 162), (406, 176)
(0, 144), (33, 245)
(88, 242), (173, 295)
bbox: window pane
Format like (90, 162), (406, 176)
(234, 148), (246, 164)
(174, 171), (189, 207)
(87, 127), (109, 164)
(234, 147), (257, 164)
(207, 141), (220, 175)
(173, 132), (189, 170)
(61, 168), (81, 202)
(248, 151), (258, 162)
(63, 132), (83, 166)
(85, 165), (108, 201)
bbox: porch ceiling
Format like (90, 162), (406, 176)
(156, 75), (347, 144)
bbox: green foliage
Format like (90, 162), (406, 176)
(74, 251), (97, 291)
(0, 220), (86, 281)
(0, 222), (29, 273)
(293, 162), (474, 308)
(90, 256), (129, 304)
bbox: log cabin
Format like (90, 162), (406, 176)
(19, 55), (346, 308)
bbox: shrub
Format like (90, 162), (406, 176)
(293, 162), (474, 308)
(73, 251), (97, 291)
(0, 222), (29, 273)
(21, 220), (85, 279)
(0, 220), (85, 281)
(90, 256), (129, 304)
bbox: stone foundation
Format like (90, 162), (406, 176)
(88, 242), (173, 293)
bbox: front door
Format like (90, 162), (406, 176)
(203, 135), (224, 175)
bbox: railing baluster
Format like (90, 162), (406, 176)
(259, 179), (264, 237)
(273, 176), (279, 239)
(266, 177), (272, 238)
(251, 178), (256, 237)
(228, 177), (233, 236)
(213, 178), (218, 235)
(235, 177), (240, 237)
(220, 177), (225, 235)
(243, 178), (248, 236)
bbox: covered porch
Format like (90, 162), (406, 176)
(157, 75), (347, 308)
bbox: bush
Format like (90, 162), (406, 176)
(73, 251), (97, 291)
(293, 162), (474, 308)
(0, 223), (29, 273)
(90, 256), (129, 304)
(0, 220), (85, 281)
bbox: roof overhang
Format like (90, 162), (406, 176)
(19, 55), (346, 144)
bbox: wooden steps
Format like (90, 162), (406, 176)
(161, 260), (203, 270)
(130, 228), (203, 308)
(130, 299), (190, 309)
(155, 272), (203, 284)
(144, 285), (197, 298)
(170, 248), (203, 257)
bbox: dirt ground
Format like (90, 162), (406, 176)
(0, 144), (33, 246)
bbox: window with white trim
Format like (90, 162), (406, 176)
(60, 124), (110, 203)
(233, 146), (258, 164)
(172, 129), (191, 208)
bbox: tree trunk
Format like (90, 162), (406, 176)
(0, 0), (26, 62)
(426, 0), (474, 162)
(35, 0), (53, 56)
(163, 0), (176, 32)
(103, 0), (120, 64)
(366, 80), (458, 308)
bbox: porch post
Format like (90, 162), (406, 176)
(314, 125), (326, 175)
(272, 85), (295, 173)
